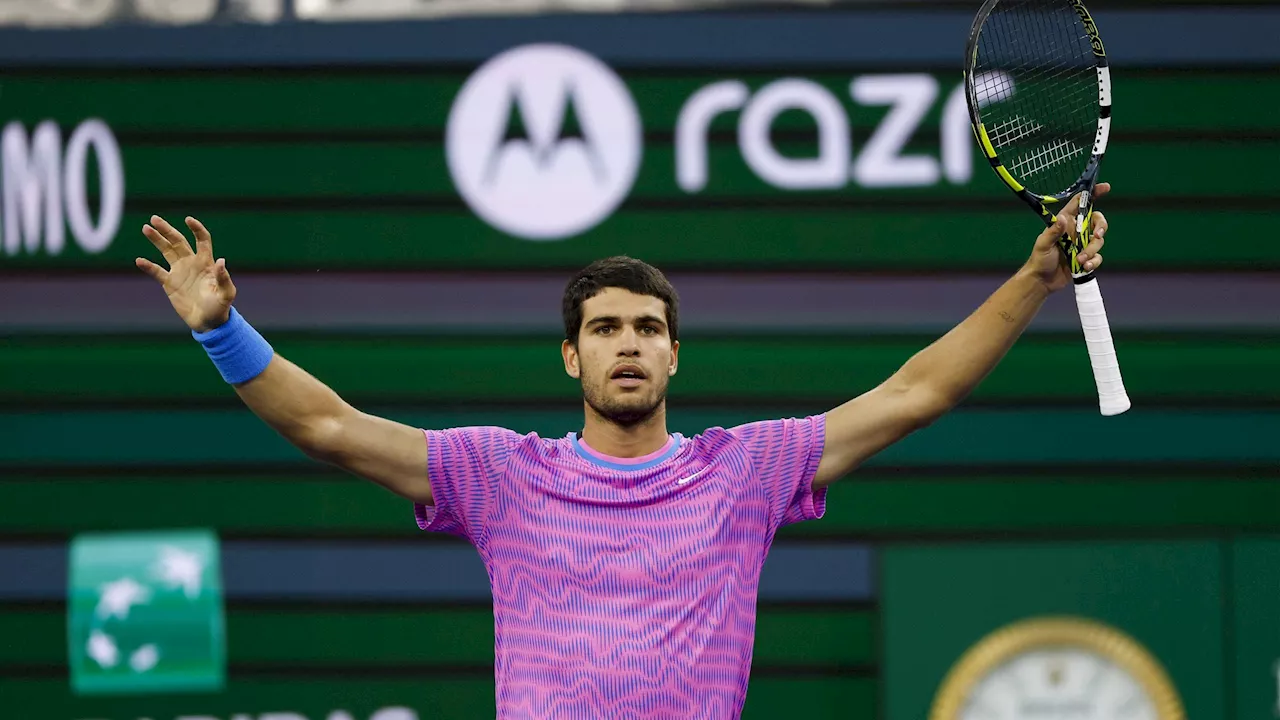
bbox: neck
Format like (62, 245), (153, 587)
(579, 401), (670, 458)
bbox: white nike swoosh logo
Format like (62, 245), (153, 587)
(677, 467), (711, 485)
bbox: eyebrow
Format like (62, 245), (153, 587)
(585, 315), (667, 327)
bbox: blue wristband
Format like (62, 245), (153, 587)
(192, 307), (274, 384)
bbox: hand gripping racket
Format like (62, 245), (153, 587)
(963, 0), (1131, 416)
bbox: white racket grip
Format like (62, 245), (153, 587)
(1074, 276), (1131, 416)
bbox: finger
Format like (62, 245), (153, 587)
(187, 216), (214, 259)
(135, 257), (170, 283)
(1078, 213), (1106, 263)
(1083, 253), (1103, 272)
(1090, 210), (1108, 238)
(149, 215), (194, 257)
(1082, 232), (1105, 259)
(1062, 182), (1111, 220)
(142, 224), (180, 264)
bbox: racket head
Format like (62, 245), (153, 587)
(963, 0), (1112, 277)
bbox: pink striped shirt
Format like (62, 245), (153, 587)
(414, 414), (828, 718)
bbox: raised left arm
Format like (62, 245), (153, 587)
(812, 186), (1110, 488)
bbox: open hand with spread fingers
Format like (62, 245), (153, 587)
(136, 215), (236, 333)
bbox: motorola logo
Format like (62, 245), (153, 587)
(446, 43), (642, 241)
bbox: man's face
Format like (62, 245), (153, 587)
(563, 287), (679, 427)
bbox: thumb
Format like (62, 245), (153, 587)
(1035, 214), (1070, 252)
(214, 257), (232, 286)
(214, 258), (237, 301)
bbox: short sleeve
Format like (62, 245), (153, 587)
(413, 426), (523, 545)
(727, 414), (828, 531)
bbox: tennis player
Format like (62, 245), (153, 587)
(136, 184), (1109, 718)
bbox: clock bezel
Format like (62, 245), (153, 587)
(928, 615), (1186, 720)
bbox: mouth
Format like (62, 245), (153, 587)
(610, 364), (647, 388)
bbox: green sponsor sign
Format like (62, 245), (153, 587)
(882, 541), (1224, 720)
(67, 529), (226, 695)
(0, 53), (1274, 270)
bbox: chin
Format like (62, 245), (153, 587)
(588, 393), (663, 427)
(607, 408), (660, 427)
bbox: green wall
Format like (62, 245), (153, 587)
(1, 8), (1277, 720)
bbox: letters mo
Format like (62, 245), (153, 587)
(2, 119), (125, 257)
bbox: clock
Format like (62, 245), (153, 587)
(929, 616), (1186, 720)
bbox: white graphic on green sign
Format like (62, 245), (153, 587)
(446, 43), (642, 241)
(67, 529), (225, 695)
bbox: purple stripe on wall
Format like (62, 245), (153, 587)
(2, 272), (1277, 334)
(0, 541), (873, 602)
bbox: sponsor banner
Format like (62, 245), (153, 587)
(67, 529), (226, 695)
(0, 48), (1274, 270)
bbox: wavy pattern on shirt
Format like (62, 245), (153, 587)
(413, 415), (827, 719)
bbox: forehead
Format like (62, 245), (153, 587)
(580, 287), (667, 322)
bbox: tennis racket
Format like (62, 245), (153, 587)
(963, 0), (1131, 416)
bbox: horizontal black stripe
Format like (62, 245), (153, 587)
(0, 662), (877, 679)
(111, 128), (1280, 145)
(8, 395), (1280, 414)
(18, 328), (1280, 346)
(0, 597), (877, 614)
(0, 525), (1272, 546)
(0, 663), (493, 679)
(4, 62), (1280, 79)
(3, 461), (1277, 481)
(121, 195), (1278, 214)
(804, 527), (1271, 544)
(9, 266), (1280, 282)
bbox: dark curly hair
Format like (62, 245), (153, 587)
(562, 256), (679, 345)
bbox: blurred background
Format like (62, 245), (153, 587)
(0, 0), (1277, 718)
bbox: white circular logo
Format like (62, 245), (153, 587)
(446, 43), (642, 241)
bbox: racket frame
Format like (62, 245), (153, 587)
(962, 0), (1130, 416)
(963, 0), (1112, 278)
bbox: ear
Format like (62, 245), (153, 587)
(562, 339), (581, 379)
(668, 340), (679, 377)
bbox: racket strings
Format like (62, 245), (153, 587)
(972, 0), (1098, 196)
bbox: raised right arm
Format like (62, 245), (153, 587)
(231, 354), (431, 504)
(137, 215), (432, 505)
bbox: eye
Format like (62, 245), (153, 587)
(595, 326), (613, 335)
(640, 326), (657, 336)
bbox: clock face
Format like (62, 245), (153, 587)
(960, 648), (1159, 720)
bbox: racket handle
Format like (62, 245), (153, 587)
(1073, 276), (1131, 416)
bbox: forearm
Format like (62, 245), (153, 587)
(194, 307), (350, 458)
(897, 266), (1050, 412)
(232, 354), (352, 457)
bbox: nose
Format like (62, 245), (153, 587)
(617, 327), (640, 356)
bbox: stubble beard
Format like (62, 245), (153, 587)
(582, 373), (667, 428)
